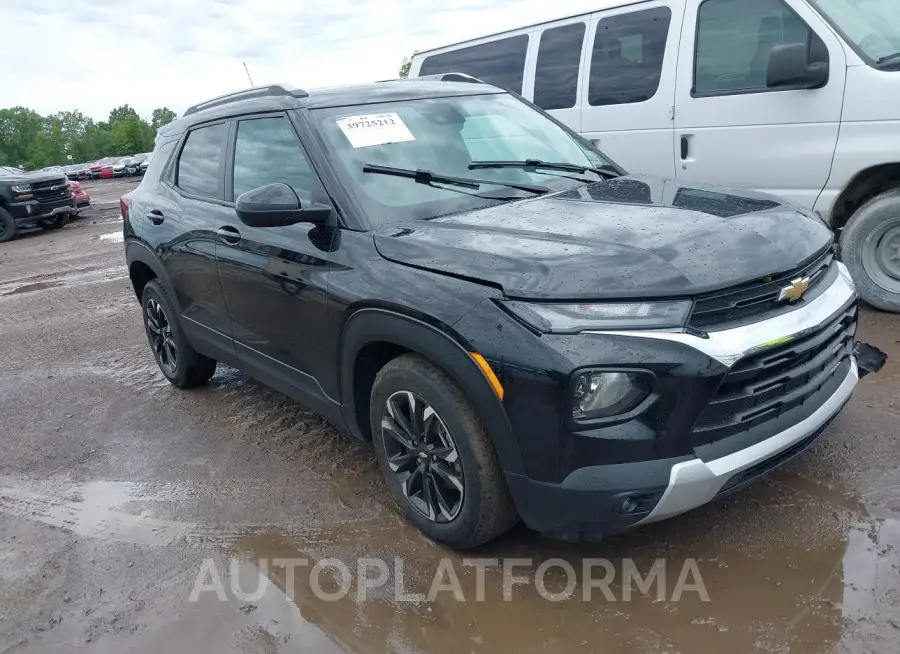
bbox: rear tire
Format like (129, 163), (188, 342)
(840, 190), (900, 313)
(141, 279), (217, 388)
(0, 208), (16, 243)
(370, 354), (518, 549)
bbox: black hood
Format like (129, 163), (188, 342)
(373, 176), (833, 300)
(0, 169), (67, 185)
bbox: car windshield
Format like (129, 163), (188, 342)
(808, 0), (900, 65)
(309, 92), (616, 225)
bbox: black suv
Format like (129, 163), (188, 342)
(0, 166), (75, 243)
(123, 79), (884, 548)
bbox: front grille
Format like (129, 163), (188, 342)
(32, 178), (71, 203)
(692, 303), (857, 443)
(33, 187), (70, 202)
(689, 250), (834, 329)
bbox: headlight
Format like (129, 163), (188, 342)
(571, 370), (653, 420)
(502, 300), (691, 333)
(12, 183), (32, 193)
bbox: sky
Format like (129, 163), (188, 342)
(1, 0), (617, 122)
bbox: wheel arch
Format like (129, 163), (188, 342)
(126, 241), (182, 314)
(339, 308), (525, 476)
(830, 163), (900, 231)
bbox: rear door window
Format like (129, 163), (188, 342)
(175, 122), (228, 199)
(418, 35), (530, 93)
(533, 23), (586, 111)
(588, 7), (672, 106)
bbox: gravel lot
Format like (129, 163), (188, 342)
(1, 177), (899, 653)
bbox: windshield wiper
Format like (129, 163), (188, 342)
(469, 159), (619, 180)
(362, 164), (549, 195)
(877, 52), (900, 66)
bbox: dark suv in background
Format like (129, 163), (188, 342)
(0, 166), (75, 242)
(122, 79), (885, 548)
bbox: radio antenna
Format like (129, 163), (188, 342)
(242, 61), (255, 87)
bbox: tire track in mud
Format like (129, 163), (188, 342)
(75, 344), (381, 498)
(0, 476), (405, 552)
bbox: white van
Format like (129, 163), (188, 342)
(408, 0), (900, 312)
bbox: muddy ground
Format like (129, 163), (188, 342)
(0, 177), (898, 653)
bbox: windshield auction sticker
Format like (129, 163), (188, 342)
(336, 113), (415, 148)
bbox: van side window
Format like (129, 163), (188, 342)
(176, 123), (228, 200)
(588, 7), (672, 107)
(694, 0), (827, 96)
(534, 23), (586, 111)
(418, 35), (529, 94)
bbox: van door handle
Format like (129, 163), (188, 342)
(147, 210), (164, 225)
(216, 225), (242, 246)
(680, 136), (690, 160)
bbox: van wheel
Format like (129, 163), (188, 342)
(0, 208), (16, 243)
(370, 354), (518, 549)
(141, 279), (217, 388)
(840, 189), (900, 313)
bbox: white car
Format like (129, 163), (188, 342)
(409, 0), (900, 313)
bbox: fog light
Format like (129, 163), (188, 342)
(571, 371), (651, 420)
(620, 497), (638, 514)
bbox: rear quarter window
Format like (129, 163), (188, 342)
(141, 141), (176, 185)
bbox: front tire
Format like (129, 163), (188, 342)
(0, 208), (16, 243)
(840, 190), (900, 313)
(141, 280), (217, 388)
(40, 214), (70, 230)
(370, 354), (518, 549)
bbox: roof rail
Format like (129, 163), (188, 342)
(379, 72), (485, 84)
(416, 72), (485, 84)
(183, 84), (309, 116)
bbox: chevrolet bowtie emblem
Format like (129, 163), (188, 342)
(778, 276), (811, 302)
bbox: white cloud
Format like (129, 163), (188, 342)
(1, 0), (612, 121)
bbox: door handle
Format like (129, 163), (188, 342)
(216, 225), (242, 246)
(146, 210), (164, 225)
(680, 136), (690, 160)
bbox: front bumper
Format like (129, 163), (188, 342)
(497, 263), (880, 539)
(8, 199), (75, 226)
(636, 358), (856, 526)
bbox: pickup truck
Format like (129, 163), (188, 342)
(0, 166), (76, 243)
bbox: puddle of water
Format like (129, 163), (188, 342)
(5, 474), (899, 653)
(0, 476), (386, 549)
(2, 281), (63, 296)
(98, 231), (124, 243)
(0, 266), (127, 296)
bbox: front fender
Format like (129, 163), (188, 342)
(339, 308), (526, 476)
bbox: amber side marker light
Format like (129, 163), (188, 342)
(469, 352), (504, 401)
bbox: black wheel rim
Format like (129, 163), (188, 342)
(145, 298), (177, 376)
(381, 391), (464, 523)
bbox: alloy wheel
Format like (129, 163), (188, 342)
(381, 390), (465, 523)
(145, 298), (177, 376)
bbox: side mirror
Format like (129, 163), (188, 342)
(767, 43), (829, 89)
(234, 183), (331, 228)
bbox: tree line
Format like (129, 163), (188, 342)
(0, 105), (178, 170)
